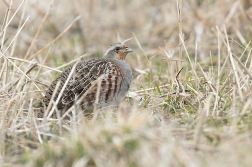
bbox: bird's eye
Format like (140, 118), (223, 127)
(114, 47), (120, 52)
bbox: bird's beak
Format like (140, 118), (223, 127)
(125, 47), (133, 53)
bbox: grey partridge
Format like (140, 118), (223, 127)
(41, 42), (133, 117)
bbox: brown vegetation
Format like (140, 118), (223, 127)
(1, 0), (252, 166)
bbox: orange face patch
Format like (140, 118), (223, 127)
(115, 44), (127, 60)
(116, 52), (126, 60)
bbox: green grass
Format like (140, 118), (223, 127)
(1, 0), (252, 167)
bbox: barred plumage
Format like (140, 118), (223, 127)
(40, 42), (133, 117)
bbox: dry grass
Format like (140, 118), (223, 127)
(1, 0), (252, 166)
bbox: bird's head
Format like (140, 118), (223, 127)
(103, 42), (133, 61)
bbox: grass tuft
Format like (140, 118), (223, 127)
(1, 0), (252, 166)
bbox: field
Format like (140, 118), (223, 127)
(1, 0), (252, 166)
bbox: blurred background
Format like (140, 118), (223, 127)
(1, 0), (252, 64)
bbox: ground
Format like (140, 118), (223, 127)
(1, 0), (252, 167)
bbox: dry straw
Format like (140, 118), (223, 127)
(1, 0), (252, 166)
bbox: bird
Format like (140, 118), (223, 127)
(39, 42), (133, 118)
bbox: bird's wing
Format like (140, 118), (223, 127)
(61, 59), (124, 105)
